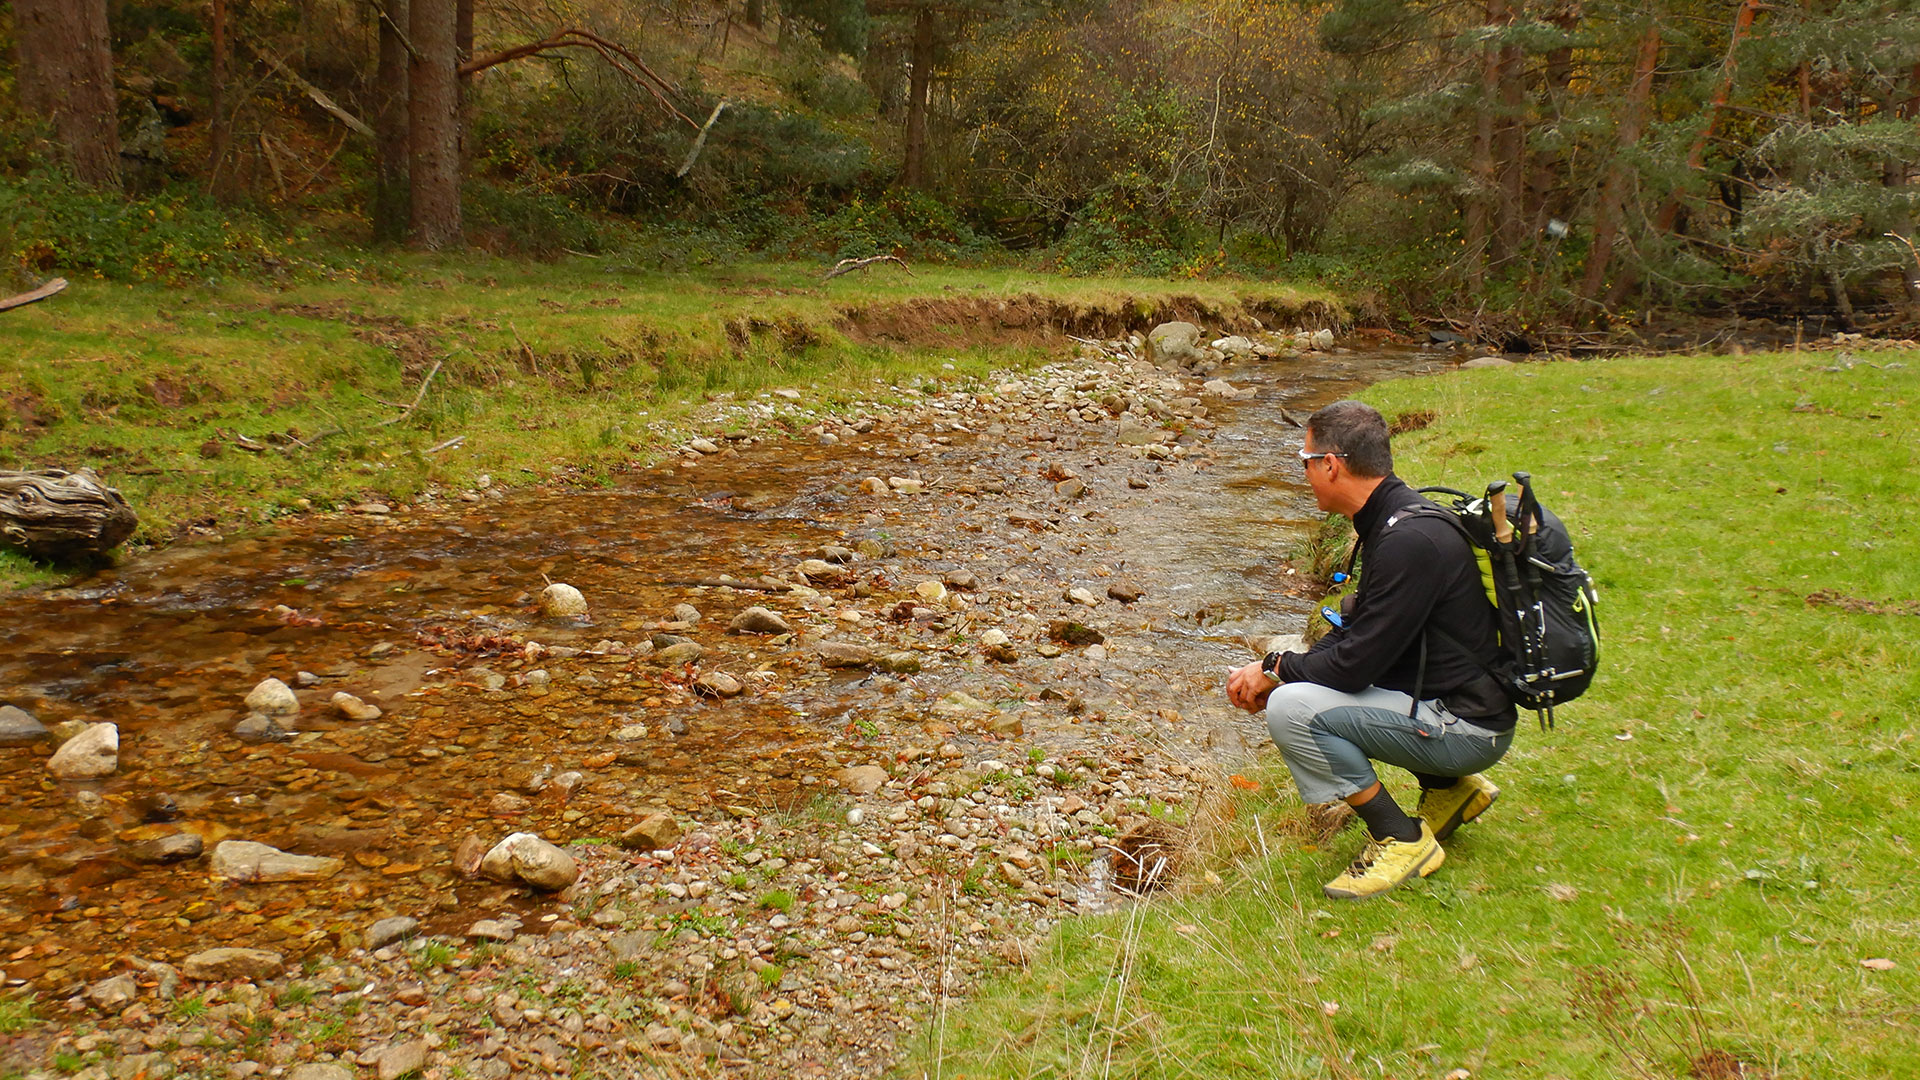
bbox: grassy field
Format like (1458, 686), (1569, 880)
(913, 349), (1920, 1078)
(0, 256), (1337, 587)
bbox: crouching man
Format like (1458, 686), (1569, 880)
(1227, 400), (1514, 899)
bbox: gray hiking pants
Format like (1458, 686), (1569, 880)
(1264, 682), (1513, 804)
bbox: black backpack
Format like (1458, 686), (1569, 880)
(1409, 474), (1601, 728)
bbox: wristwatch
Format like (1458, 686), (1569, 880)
(1260, 651), (1285, 682)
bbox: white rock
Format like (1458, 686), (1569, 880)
(47, 723), (117, 780)
(539, 583), (588, 618)
(330, 692), (381, 721)
(244, 678), (299, 717)
(478, 832), (578, 891)
(210, 841), (344, 883)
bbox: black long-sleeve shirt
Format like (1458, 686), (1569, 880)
(1279, 475), (1517, 729)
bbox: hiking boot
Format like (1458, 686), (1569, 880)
(1322, 823), (1444, 900)
(1417, 773), (1500, 842)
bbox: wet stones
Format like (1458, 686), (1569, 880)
(619, 812), (682, 851)
(1049, 621), (1106, 646)
(693, 671), (744, 699)
(817, 642), (874, 669)
(331, 691), (382, 721)
(233, 713), (291, 743)
(539, 582), (588, 618)
(652, 641), (706, 665)
(0, 704), (48, 746)
(796, 559), (847, 584)
(727, 606), (792, 634)
(244, 678), (299, 717)
(182, 947), (285, 982)
(979, 629), (1018, 663)
(47, 722), (117, 779)
(1107, 582), (1145, 603)
(478, 832), (578, 891)
(85, 973), (139, 1013)
(366, 916), (421, 950)
(1066, 587), (1100, 606)
(125, 832), (203, 864)
(875, 651), (921, 674)
(209, 840), (344, 883)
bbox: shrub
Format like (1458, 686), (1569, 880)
(0, 168), (296, 284)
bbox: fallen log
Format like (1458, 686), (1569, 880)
(0, 469), (139, 561)
(0, 278), (68, 314)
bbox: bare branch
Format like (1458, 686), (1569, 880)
(822, 255), (915, 281)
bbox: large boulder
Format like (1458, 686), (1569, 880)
(209, 841), (344, 883)
(47, 723), (117, 779)
(478, 832), (578, 891)
(1146, 322), (1207, 368)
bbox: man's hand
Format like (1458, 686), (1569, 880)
(1227, 660), (1278, 713)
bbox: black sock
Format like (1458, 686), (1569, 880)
(1414, 772), (1457, 791)
(1350, 788), (1422, 843)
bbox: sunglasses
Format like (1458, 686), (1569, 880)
(1297, 449), (1348, 469)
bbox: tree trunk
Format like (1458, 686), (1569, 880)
(0, 470), (138, 561)
(1465, 0), (1504, 290)
(744, 0), (764, 28)
(1578, 24), (1660, 310)
(902, 7), (935, 190)
(1493, 9), (1526, 262)
(1607, 0), (1762, 310)
(1890, 84), (1920, 316)
(209, 0), (235, 197)
(374, 0), (411, 243)
(13, 0), (121, 189)
(408, 0), (462, 249)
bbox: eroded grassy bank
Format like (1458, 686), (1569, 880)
(0, 257), (1342, 587)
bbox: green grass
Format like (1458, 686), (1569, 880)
(0, 994), (37, 1034)
(914, 349), (1920, 1079)
(0, 254), (1335, 587)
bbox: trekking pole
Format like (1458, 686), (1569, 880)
(1485, 480), (1512, 544)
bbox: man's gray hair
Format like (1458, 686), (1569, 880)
(1307, 400), (1392, 478)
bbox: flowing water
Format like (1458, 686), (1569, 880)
(0, 344), (1453, 993)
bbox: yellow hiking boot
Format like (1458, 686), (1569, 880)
(1322, 823), (1444, 900)
(1416, 773), (1500, 842)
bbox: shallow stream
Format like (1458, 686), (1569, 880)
(1, 343), (1452, 994)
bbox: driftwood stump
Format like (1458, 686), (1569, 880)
(0, 469), (139, 560)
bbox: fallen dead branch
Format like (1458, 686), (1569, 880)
(426, 435), (466, 454)
(0, 278), (68, 313)
(822, 255), (915, 282)
(371, 352), (456, 429)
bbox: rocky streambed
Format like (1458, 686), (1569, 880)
(0, 327), (1453, 1079)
